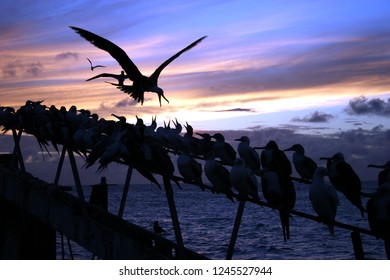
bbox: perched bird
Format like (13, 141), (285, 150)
(204, 151), (234, 201)
(366, 183), (390, 259)
(196, 132), (214, 157)
(309, 167), (339, 236)
(235, 136), (260, 172)
(182, 122), (201, 156)
(368, 161), (390, 187)
(284, 143), (317, 181)
(71, 26), (206, 106)
(230, 158), (260, 201)
(256, 140), (292, 176)
(86, 70), (127, 86)
(320, 152), (366, 217)
(153, 221), (166, 234)
(211, 133), (236, 165)
(177, 147), (203, 188)
(87, 58), (106, 71)
(261, 160), (295, 242)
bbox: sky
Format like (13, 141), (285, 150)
(1, 0), (390, 184)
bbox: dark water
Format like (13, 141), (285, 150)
(57, 180), (387, 260)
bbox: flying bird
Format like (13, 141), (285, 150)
(70, 26), (207, 106)
(87, 58), (106, 71)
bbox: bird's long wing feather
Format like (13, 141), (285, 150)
(150, 36), (207, 82)
(70, 26), (142, 81)
(86, 73), (120, 81)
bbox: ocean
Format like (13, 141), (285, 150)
(57, 180), (387, 260)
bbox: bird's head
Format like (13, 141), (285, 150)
(284, 143), (304, 154)
(154, 87), (169, 107)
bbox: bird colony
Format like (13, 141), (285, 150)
(1, 100), (389, 247)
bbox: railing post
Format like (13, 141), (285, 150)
(226, 200), (246, 260)
(351, 231), (364, 260)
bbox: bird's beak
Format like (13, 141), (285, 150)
(367, 164), (385, 169)
(253, 146), (266, 150)
(319, 156), (331, 160)
(283, 146), (294, 152)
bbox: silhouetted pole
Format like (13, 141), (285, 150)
(226, 200), (246, 260)
(163, 176), (184, 259)
(11, 129), (25, 172)
(54, 147), (66, 185)
(67, 148), (85, 202)
(118, 166), (133, 218)
(351, 231), (364, 260)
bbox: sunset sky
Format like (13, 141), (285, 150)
(1, 0), (390, 184)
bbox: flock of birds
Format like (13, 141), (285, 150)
(1, 100), (390, 247)
(0, 26), (389, 258)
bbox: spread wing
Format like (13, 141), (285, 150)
(70, 26), (142, 81)
(86, 73), (125, 81)
(106, 83), (144, 104)
(149, 36), (207, 82)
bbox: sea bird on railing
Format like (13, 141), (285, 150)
(309, 167), (339, 236)
(211, 133), (236, 165)
(320, 152), (366, 217)
(177, 146), (203, 189)
(70, 26), (207, 106)
(230, 158), (260, 201)
(204, 151), (234, 201)
(261, 156), (295, 242)
(235, 136), (260, 172)
(284, 143), (317, 181)
(366, 182), (390, 259)
(368, 161), (390, 187)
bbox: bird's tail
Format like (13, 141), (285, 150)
(279, 210), (290, 242)
(327, 224), (335, 237)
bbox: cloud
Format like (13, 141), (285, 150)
(54, 52), (79, 61)
(26, 62), (43, 76)
(346, 95), (390, 116)
(291, 111), (334, 123)
(210, 108), (256, 113)
(2, 60), (43, 78)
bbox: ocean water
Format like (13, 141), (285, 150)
(57, 180), (387, 260)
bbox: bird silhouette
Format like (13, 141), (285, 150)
(320, 152), (366, 217)
(211, 133), (236, 165)
(70, 26), (206, 106)
(153, 221), (166, 234)
(87, 58), (106, 71)
(204, 151), (234, 201)
(368, 161), (390, 187)
(284, 143), (317, 181)
(366, 183), (390, 258)
(230, 158), (260, 201)
(309, 167), (339, 236)
(235, 136), (260, 172)
(261, 159), (295, 242)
